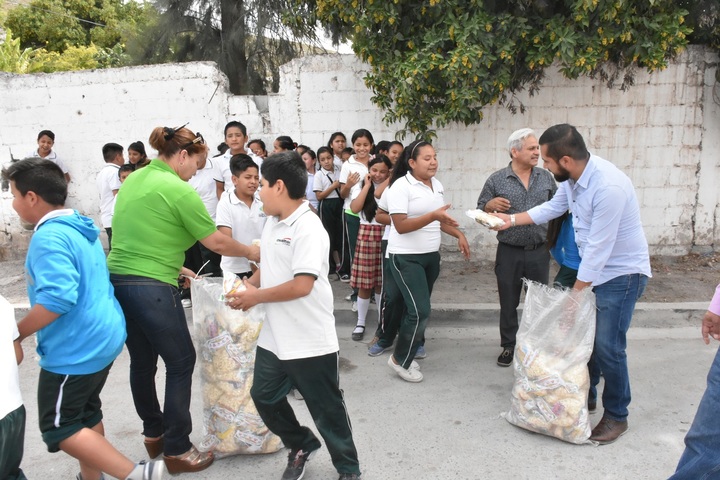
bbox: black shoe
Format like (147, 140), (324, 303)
(588, 397), (597, 414)
(282, 447), (316, 480)
(339, 474), (361, 480)
(497, 347), (513, 367)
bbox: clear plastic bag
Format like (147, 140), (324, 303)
(501, 280), (597, 444)
(191, 276), (283, 457)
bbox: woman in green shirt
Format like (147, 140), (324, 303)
(108, 126), (259, 475)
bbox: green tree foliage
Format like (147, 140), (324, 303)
(3, 0), (155, 71)
(309, 0), (693, 138)
(0, 28), (35, 73)
(133, 0), (322, 94)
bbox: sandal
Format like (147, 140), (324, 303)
(143, 436), (164, 459)
(351, 325), (365, 341)
(163, 445), (214, 474)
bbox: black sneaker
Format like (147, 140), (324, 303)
(338, 474), (361, 480)
(282, 448), (316, 480)
(497, 347), (513, 367)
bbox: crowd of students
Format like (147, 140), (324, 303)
(4, 123), (717, 480)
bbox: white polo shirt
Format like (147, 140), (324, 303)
(313, 165), (341, 199)
(257, 201), (338, 360)
(189, 157), (219, 219)
(351, 181), (383, 225)
(339, 156), (368, 211)
(30, 149), (69, 175)
(387, 173), (444, 254)
(0, 296), (22, 420)
(305, 172), (318, 210)
(377, 188), (391, 241)
(215, 190), (266, 273)
(96, 163), (121, 228)
(213, 150), (263, 193)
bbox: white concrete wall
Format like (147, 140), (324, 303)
(0, 48), (718, 259)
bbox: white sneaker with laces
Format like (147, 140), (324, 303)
(388, 355), (423, 382)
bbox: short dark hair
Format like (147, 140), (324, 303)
(375, 140), (391, 155)
(118, 164), (135, 177)
(102, 143), (124, 163)
(2, 157), (67, 206)
(128, 141), (147, 157)
(261, 152), (306, 200)
(224, 121), (247, 136)
(229, 154), (258, 176)
(248, 139), (266, 152)
(538, 124), (589, 162)
(342, 147), (354, 156)
(37, 130), (55, 141)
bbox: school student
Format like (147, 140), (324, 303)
(349, 155), (392, 341)
(301, 148), (319, 211)
(327, 131), (347, 170)
(314, 146), (344, 277)
(214, 121), (262, 198)
(4, 158), (163, 480)
(385, 141), (470, 382)
(215, 155), (266, 279)
(96, 143), (124, 250)
(338, 129), (374, 293)
(226, 151), (361, 480)
(29, 129), (71, 183)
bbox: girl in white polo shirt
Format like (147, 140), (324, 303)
(385, 140), (470, 383)
(348, 155), (392, 341)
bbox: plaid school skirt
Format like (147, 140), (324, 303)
(350, 223), (384, 290)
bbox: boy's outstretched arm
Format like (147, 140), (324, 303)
(226, 274), (314, 311)
(17, 304), (60, 342)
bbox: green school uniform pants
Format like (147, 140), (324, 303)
(388, 251), (440, 369)
(251, 347), (361, 475)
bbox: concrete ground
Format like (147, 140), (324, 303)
(8, 253), (718, 479)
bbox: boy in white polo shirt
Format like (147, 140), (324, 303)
(226, 151), (361, 480)
(215, 154), (266, 278)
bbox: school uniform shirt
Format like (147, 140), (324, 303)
(387, 173), (445, 255)
(257, 201), (338, 360)
(377, 188), (392, 241)
(189, 157), (219, 219)
(96, 163), (121, 229)
(29, 149), (69, 175)
(339, 156), (369, 212)
(313, 165), (341, 199)
(306, 172), (319, 210)
(333, 154), (344, 171)
(213, 150), (263, 193)
(215, 190), (267, 273)
(0, 296), (22, 420)
(351, 182), (383, 225)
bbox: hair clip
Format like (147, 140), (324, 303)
(163, 122), (190, 141)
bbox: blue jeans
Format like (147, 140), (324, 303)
(669, 346), (720, 479)
(588, 273), (647, 421)
(110, 274), (195, 456)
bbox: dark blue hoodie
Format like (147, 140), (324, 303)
(26, 210), (126, 375)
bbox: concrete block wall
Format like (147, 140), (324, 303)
(0, 47), (718, 259)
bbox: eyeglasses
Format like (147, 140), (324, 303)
(180, 132), (205, 150)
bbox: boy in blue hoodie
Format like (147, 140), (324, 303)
(2, 158), (164, 480)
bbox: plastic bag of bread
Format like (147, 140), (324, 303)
(465, 209), (505, 228)
(501, 280), (597, 444)
(191, 275), (283, 457)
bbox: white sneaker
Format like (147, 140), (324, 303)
(181, 298), (192, 309)
(126, 460), (165, 480)
(388, 355), (423, 382)
(351, 301), (358, 312)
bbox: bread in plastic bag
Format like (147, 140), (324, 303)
(465, 209), (505, 228)
(191, 275), (283, 457)
(501, 280), (597, 444)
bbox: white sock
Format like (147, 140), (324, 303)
(375, 293), (383, 320)
(356, 297), (370, 329)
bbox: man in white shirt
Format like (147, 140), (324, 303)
(95, 143), (123, 250)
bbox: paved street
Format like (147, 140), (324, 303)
(14, 307), (714, 480)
